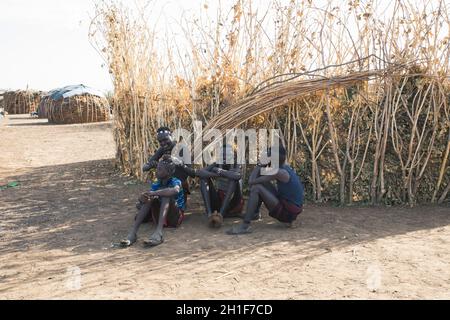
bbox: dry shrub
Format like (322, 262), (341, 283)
(91, 0), (450, 205)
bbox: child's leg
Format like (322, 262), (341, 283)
(145, 197), (172, 246)
(166, 202), (184, 228)
(150, 198), (183, 228)
(132, 203), (153, 234)
(121, 202), (152, 246)
(135, 200), (152, 223)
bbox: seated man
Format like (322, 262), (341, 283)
(121, 156), (185, 247)
(197, 145), (244, 229)
(142, 127), (196, 207)
(227, 144), (304, 235)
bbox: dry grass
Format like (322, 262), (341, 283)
(90, 0), (450, 206)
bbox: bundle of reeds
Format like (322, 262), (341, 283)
(205, 69), (389, 132)
(3, 90), (43, 114)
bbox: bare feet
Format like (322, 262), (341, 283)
(208, 211), (224, 229)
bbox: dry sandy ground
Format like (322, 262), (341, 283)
(0, 115), (449, 300)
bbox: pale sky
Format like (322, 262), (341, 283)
(0, 0), (203, 93)
(0, 0), (108, 92)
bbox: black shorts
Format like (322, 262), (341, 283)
(208, 180), (244, 217)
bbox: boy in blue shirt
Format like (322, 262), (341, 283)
(121, 156), (185, 247)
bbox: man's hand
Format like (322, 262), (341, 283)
(143, 160), (158, 172)
(257, 161), (271, 168)
(196, 163), (221, 179)
(169, 155), (184, 166)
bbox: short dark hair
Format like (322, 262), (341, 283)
(159, 156), (176, 176)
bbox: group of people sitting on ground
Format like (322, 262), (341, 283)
(120, 127), (305, 248)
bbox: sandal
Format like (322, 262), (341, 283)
(144, 235), (165, 247)
(120, 234), (137, 247)
(226, 224), (253, 235)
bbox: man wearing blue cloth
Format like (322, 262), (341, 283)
(227, 144), (304, 235)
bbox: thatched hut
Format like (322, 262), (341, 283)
(3, 90), (43, 114)
(0, 90), (5, 110)
(41, 85), (110, 124)
(37, 88), (59, 119)
(37, 95), (50, 119)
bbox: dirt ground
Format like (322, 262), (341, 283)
(0, 115), (449, 300)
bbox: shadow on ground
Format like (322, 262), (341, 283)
(3, 115), (113, 129)
(0, 159), (449, 289)
(7, 122), (51, 127)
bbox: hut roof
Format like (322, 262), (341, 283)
(48, 84), (105, 101)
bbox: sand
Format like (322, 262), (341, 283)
(0, 115), (449, 300)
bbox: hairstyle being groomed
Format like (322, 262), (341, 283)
(159, 155), (176, 176)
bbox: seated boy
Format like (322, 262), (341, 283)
(197, 144), (244, 228)
(121, 156), (185, 247)
(227, 144), (304, 235)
